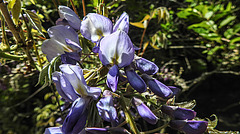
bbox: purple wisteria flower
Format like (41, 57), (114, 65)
(124, 65), (147, 93)
(99, 30), (135, 92)
(80, 13), (113, 43)
(41, 25), (82, 64)
(161, 105), (196, 120)
(170, 120), (208, 134)
(135, 56), (159, 75)
(132, 97), (158, 124)
(97, 90), (119, 126)
(58, 5), (81, 30)
(53, 64), (101, 100)
(80, 12), (129, 43)
(62, 97), (90, 134)
(142, 74), (173, 98)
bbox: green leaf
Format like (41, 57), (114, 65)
(24, 10), (45, 37)
(230, 37), (240, 45)
(8, 0), (21, 24)
(204, 11), (213, 20)
(176, 100), (196, 109)
(36, 63), (50, 86)
(30, 0), (36, 5)
(219, 16), (236, 28)
(225, 2), (232, 12)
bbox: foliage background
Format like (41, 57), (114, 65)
(0, 0), (239, 133)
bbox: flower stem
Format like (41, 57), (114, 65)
(140, 123), (168, 134)
(119, 93), (140, 134)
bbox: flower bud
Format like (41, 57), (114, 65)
(142, 74), (172, 98)
(170, 120), (208, 134)
(125, 66), (147, 93)
(132, 97), (158, 124)
(161, 105), (196, 120)
(135, 57), (159, 75)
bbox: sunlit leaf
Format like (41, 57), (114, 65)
(219, 16), (236, 28)
(176, 100), (196, 109)
(8, 0), (21, 24)
(130, 22), (145, 28)
(230, 37), (240, 45)
(25, 10), (45, 37)
(207, 114), (218, 129)
(130, 14), (150, 29)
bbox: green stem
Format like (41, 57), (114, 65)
(119, 93), (140, 134)
(140, 123), (168, 134)
(0, 51), (25, 61)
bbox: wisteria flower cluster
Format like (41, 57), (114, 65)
(43, 5), (208, 134)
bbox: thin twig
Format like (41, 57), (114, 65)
(82, 0), (86, 16)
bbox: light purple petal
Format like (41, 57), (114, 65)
(52, 71), (79, 102)
(65, 38), (82, 52)
(60, 64), (88, 97)
(132, 97), (158, 124)
(113, 12), (129, 33)
(125, 66), (146, 93)
(62, 97), (90, 134)
(44, 127), (62, 134)
(99, 30), (134, 68)
(48, 25), (79, 46)
(42, 25), (80, 61)
(87, 87), (102, 100)
(107, 65), (119, 92)
(58, 5), (81, 30)
(41, 39), (65, 61)
(97, 94), (118, 124)
(135, 57), (159, 75)
(80, 13), (113, 42)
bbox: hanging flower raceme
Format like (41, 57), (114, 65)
(96, 90), (119, 126)
(132, 97), (158, 124)
(41, 25), (82, 64)
(51, 64), (102, 134)
(170, 120), (208, 134)
(57, 5), (81, 30)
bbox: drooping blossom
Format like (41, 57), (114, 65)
(132, 97), (158, 124)
(99, 30), (135, 92)
(41, 25), (82, 64)
(142, 74), (173, 98)
(58, 5), (81, 30)
(62, 97), (90, 134)
(52, 64), (101, 100)
(161, 105), (196, 120)
(170, 120), (208, 134)
(96, 90), (119, 126)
